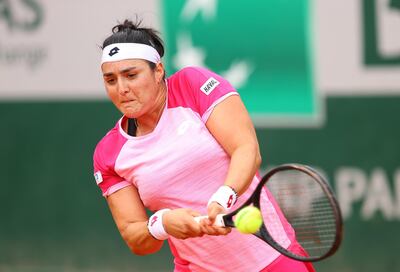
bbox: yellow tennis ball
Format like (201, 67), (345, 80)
(234, 206), (263, 234)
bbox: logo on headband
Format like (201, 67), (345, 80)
(108, 47), (120, 57)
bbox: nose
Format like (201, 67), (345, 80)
(117, 78), (129, 95)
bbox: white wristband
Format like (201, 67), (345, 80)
(147, 209), (171, 241)
(208, 185), (238, 211)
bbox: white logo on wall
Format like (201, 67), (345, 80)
(376, 0), (400, 58)
(0, 0), (163, 99)
(0, 0), (47, 70)
(315, 0), (400, 95)
(173, 0), (254, 90)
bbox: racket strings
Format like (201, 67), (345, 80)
(261, 170), (337, 259)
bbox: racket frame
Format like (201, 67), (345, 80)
(221, 163), (343, 262)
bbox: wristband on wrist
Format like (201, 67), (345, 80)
(147, 208), (171, 241)
(207, 185), (238, 211)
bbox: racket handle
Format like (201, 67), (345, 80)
(194, 214), (226, 227)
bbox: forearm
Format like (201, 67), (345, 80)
(120, 221), (164, 255)
(224, 143), (262, 196)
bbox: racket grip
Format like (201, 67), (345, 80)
(194, 214), (226, 227)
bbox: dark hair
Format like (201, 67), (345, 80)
(102, 19), (165, 69)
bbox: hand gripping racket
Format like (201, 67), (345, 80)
(196, 164), (343, 262)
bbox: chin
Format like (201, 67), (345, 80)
(123, 110), (139, 119)
(124, 113), (137, 119)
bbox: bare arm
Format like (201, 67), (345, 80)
(107, 186), (163, 255)
(107, 186), (230, 255)
(205, 95), (262, 218)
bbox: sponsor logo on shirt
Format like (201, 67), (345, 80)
(200, 77), (220, 95)
(94, 171), (103, 184)
(177, 120), (197, 135)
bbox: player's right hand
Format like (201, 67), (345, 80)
(163, 208), (205, 239)
(163, 208), (230, 239)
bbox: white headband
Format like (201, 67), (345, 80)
(101, 43), (161, 65)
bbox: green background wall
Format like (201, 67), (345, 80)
(1, 0), (400, 271)
(1, 96), (399, 271)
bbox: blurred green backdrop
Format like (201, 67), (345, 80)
(1, 0), (400, 271)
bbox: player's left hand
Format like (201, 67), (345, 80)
(206, 201), (226, 225)
(197, 202), (231, 235)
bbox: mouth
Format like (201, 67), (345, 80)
(121, 99), (135, 104)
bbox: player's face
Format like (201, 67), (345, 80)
(102, 59), (165, 118)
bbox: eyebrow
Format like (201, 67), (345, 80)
(103, 66), (138, 77)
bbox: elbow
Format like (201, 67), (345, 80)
(130, 247), (148, 256)
(120, 226), (163, 256)
(129, 242), (163, 256)
(130, 247), (153, 256)
(123, 234), (163, 256)
(129, 243), (149, 256)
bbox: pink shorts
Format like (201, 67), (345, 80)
(260, 242), (316, 272)
(173, 241), (316, 272)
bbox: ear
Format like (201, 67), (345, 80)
(154, 62), (165, 83)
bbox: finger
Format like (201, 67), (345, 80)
(200, 224), (220, 236)
(199, 223), (211, 234)
(199, 219), (230, 236)
(207, 207), (221, 223)
(204, 217), (213, 226)
(188, 209), (201, 217)
(207, 226), (230, 236)
(199, 219), (213, 232)
(216, 226), (231, 235)
(189, 220), (205, 237)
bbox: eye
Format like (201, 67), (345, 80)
(127, 73), (137, 79)
(105, 78), (116, 84)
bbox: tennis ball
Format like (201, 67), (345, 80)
(234, 206), (263, 234)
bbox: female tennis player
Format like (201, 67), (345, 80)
(93, 19), (315, 272)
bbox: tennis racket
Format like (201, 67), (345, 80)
(196, 163), (343, 262)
